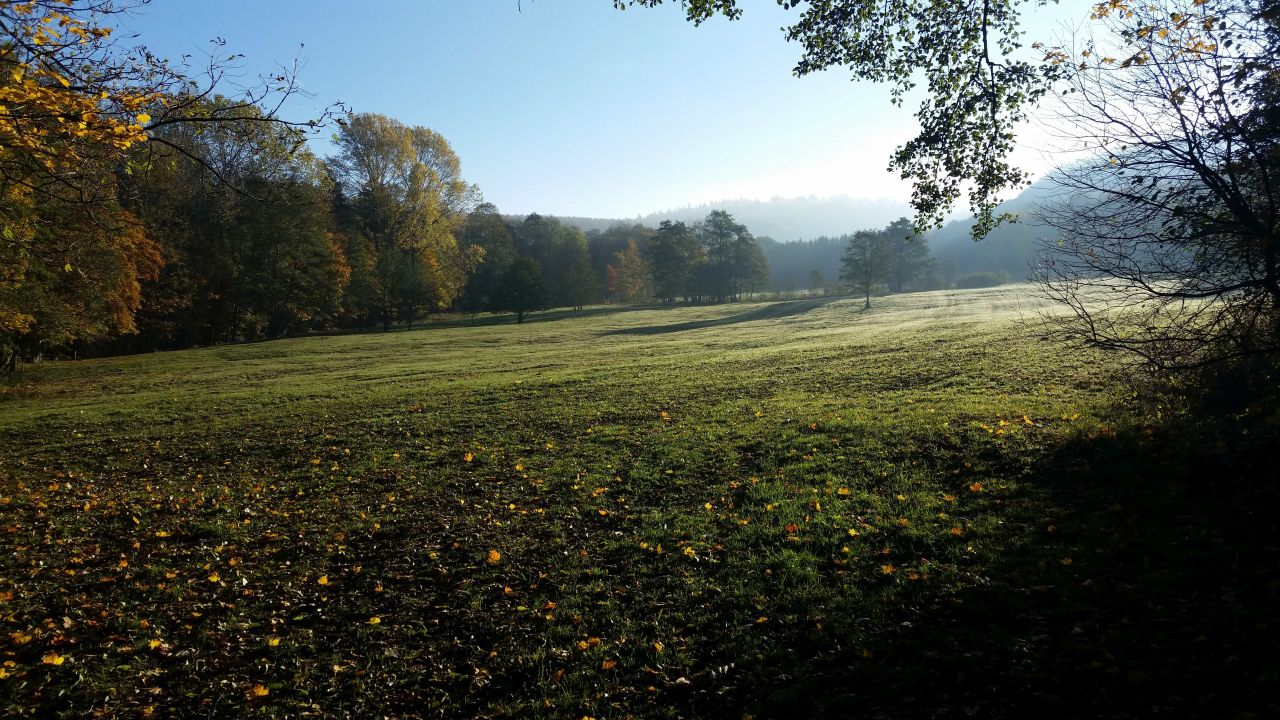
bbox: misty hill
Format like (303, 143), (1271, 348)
(540, 180), (1064, 290)
(928, 178), (1062, 282)
(553, 195), (914, 241)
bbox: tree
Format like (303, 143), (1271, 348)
(117, 100), (345, 348)
(620, 0), (1066, 235)
(732, 232), (771, 299)
(693, 210), (767, 302)
(0, 0), (330, 366)
(456, 203), (517, 314)
(492, 257), (547, 323)
(882, 217), (935, 292)
(331, 113), (482, 328)
(808, 269), (827, 291)
(563, 253), (601, 311)
(648, 220), (701, 303)
(1034, 0), (1280, 370)
(841, 229), (892, 309)
(611, 239), (652, 303)
(515, 213), (596, 309)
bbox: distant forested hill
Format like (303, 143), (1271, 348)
(549, 195), (913, 241)
(928, 178), (1060, 282)
(543, 181), (1062, 290)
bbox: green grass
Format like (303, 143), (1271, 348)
(1, 286), (1276, 718)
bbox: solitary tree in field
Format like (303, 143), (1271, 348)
(492, 257), (547, 323)
(841, 230), (892, 309)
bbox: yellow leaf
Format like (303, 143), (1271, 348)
(42, 652), (66, 666)
(601, 659), (618, 670)
(317, 575), (329, 586)
(464, 452), (474, 463)
(136, 112), (150, 124)
(207, 572), (220, 583)
(486, 549), (502, 565)
(248, 684), (269, 697)
(268, 637), (280, 647)
(653, 641), (664, 654)
(367, 616), (381, 625)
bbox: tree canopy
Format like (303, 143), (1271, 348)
(619, 0), (1064, 235)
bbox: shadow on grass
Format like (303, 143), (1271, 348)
(687, 418), (1280, 719)
(430, 304), (664, 329)
(603, 297), (843, 336)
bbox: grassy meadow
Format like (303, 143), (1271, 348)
(1, 286), (1276, 718)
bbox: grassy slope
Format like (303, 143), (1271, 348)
(1, 287), (1274, 718)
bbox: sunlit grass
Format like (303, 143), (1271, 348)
(3, 286), (1268, 718)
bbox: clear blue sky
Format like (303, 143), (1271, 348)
(118, 1), (1095, 219)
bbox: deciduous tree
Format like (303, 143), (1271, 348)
(1035, 0), (1280, 369)
(841, 229), (892, 309)
(492, 256), (547, 323)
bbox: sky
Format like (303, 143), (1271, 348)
(117, 1), (1098, 220)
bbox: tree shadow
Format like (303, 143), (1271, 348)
(429, 304), (664, 329)
(602, 297), (843, 336)
(689, 418), (1280, 719)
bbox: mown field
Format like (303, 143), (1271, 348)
(1, 286), (1276, 719)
